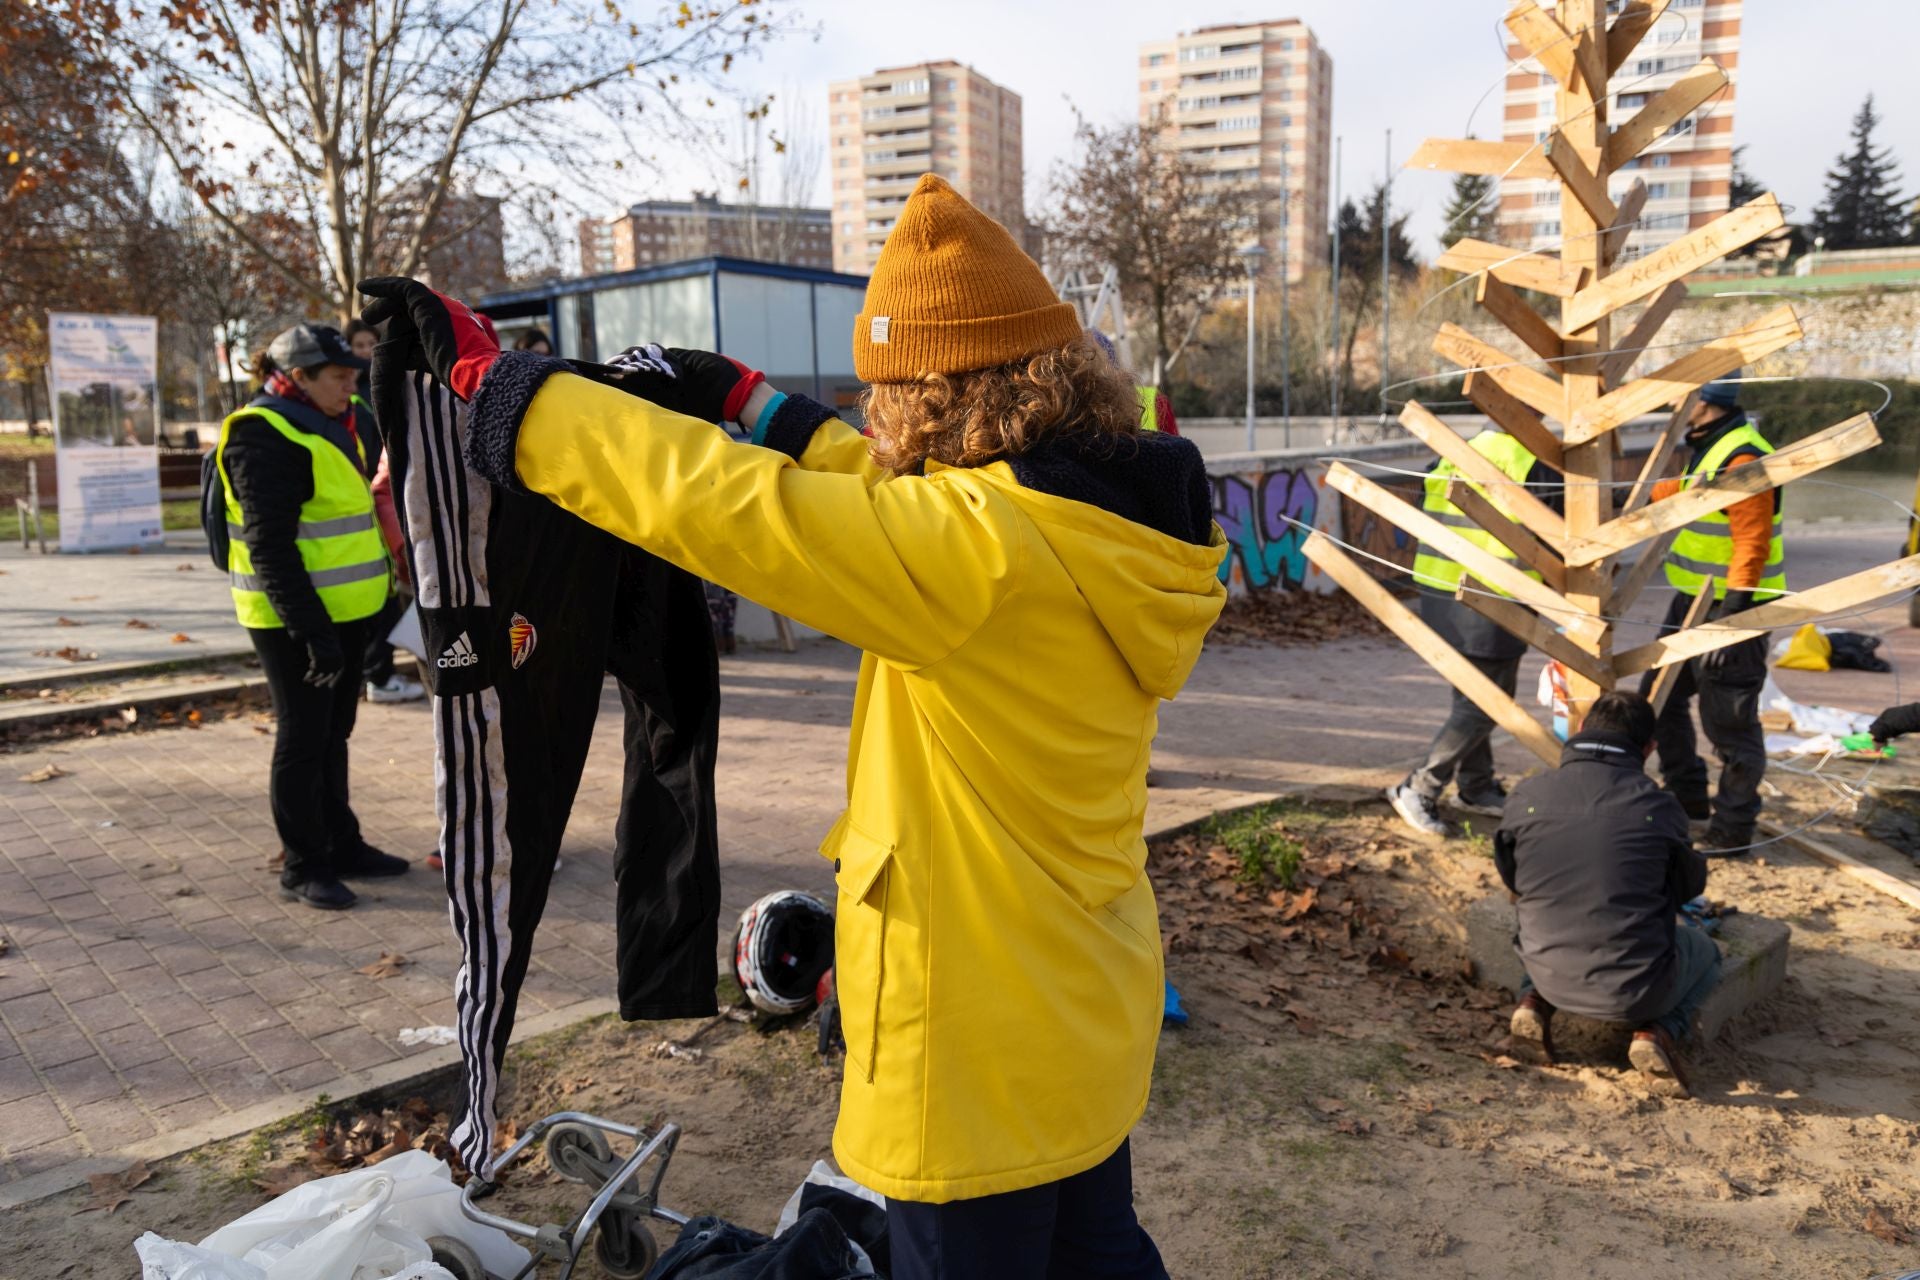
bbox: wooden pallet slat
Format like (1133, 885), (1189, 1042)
(1620, 393), (1694, 515)
(1463, 371), (1565, 472)
(1604, 61), (1728, 171)
(1607, 0), (1672, 76)
(1600, 281), (1688, 385)
(1456, 587), (1610, 686)
(1561, 413), (1881, 565)
(1563, 195), (1787, 333)
(1399, 400), (1567, 542)
(1645, 579), (1713, 717)
(1609, 528), (1680, 616)
(1445, 478), (1569, 592)
(1613, 554), (1920, 676)
(1568, 304), (1804, 443)
(1477, 274), (1565, 363)
(1505, 0), (1579, 84)
(1436, 239), (1585, 298)
(1603, 179), (1649, 270)
(1545, 132), (1618, 227)
(1407, 137), (1557, 181)
(1323, 462), (1602, 642)
(1432, 324), (1565, 421)
(1304, 531), (1564, 766)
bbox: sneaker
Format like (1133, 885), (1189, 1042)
(1510, 991), (1556, 1063)
(1628, 1026), (1693, 1099)
(366, 674), (426, 703)
(1696, 827), (1752, 858)
(281, 877), (358, 911)
(1387, 782), (1452, 838)
(1453, 784), (1509, 818)
(337, 844), (410, 878)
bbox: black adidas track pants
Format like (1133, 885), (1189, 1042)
(371, 354), (721, 1176)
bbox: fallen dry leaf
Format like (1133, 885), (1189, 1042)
(1310, 1096), (1347, 1114)
(124, 619), (154, 629)
(170, 633), (194, 644)
(1865, 1205), (1913, 1245)
(176, 563), (196, 571)
(1332, 1116), (1374, 1137)
(73, 1160), (151, 1215)
(21, 764), (69, 784)
(120, 707), (138, 725)
(357, 952), (409, 979)
(186, 709), (203, 724)
(33, 647), (97, 662)
(54, 616), (83, 627)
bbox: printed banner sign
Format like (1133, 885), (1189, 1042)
(47, 312), (165, 552)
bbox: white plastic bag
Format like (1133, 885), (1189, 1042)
(134, 1151), (525, 1280)
(773, 1159), (885, 1237)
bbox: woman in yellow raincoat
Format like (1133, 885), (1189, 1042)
(362, 174), (1225, 1276)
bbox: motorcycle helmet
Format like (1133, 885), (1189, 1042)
(731, 891), (835, 1015)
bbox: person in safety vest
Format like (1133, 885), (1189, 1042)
(220, 324), (408, 910)
(1090, 328), (1181, 436)
(1388, 427), (1562, 838)
(362, 172), (1223, 1276)
(1641, 376), (1782, 854)
(346, 318), (426, 706)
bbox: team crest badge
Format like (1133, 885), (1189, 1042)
(508, 613), (537, 669)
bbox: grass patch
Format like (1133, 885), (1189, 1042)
(1455, 820), (1495, 859)
(1203, 803), (1306, 890)
(21, 498), (200, 541)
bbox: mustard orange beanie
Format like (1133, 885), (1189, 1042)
(853, 174), (1081, 384)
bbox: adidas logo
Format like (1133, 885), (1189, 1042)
(437, 631), (480, 669)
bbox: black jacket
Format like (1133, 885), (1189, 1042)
(222, 394), (376, 639)
(1494, 729), (1706, 1021)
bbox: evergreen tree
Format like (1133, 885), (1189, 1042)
(1811, 95), (1910, 249)
(1439, 170), (1500, 250)
(1728, 145), (1766, 208)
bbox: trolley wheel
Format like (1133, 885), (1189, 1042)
(428, 1235), (489, 1280)
(593, 1218), (659, 1279)
(543, 1121), (613, 1185)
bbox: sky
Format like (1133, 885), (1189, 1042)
(624, 0), (1920, 261)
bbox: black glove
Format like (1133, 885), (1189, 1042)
(662, 348), (765, 425)
(358, 277), (499, 399)
(298, 628), (346, 688)
(1698, 590), (1759, 673)
(1870, 702), (1920, 745)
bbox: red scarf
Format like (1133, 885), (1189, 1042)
(267, 370), (360, 453)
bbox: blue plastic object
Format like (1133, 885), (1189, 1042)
(1162, 980), (1189, 1026)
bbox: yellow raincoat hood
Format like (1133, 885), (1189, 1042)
(489, 364), (1226, 1202)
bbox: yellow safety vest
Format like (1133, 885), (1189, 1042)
(1662, 422), (1787, 602)
(215, 404), (389, 629)
(1411, 430), (1541, 596)
(1137, 385), (1162, 432)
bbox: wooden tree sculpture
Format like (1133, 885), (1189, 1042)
(1302, 0), (1920, 767)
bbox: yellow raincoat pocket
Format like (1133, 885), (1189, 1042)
(828, 821), (895, 1082)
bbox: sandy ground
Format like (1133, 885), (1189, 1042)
(13, 771), (1919, 1279)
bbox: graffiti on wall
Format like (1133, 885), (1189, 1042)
(1210, 468), (1320, 592)
(1339, 473), (1423, 588)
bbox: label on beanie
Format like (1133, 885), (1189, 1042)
(870, 316), (890, 344)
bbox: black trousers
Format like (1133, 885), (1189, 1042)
(1407, 654), (1521, 802)
(247, 619), (369, 884)
(375, 361), (721, 1177)
(363, 590), (407, 686)
(887, 1140), (1167, 1280)
(1648, 590), (1768, 835)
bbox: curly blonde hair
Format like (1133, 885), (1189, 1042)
(859, 335), (1141, 477)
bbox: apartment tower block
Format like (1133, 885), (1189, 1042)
(1499, 0), (1739, 260)
(1137, 20), (1333, 283)
(827, 62), (1025, 275)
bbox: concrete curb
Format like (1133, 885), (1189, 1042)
(0, 675), (271, 731)
(0, 997), (621, 1209)
(0, 649), (257, 694)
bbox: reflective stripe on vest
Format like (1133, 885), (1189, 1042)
(216, 405), (389, 629)
(1137, 385), (1161, 432)
(1662, 422), (1787, 602)
(1411, 430), (1542, 596)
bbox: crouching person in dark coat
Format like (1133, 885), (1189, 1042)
(1494, 691), (1718, 1097)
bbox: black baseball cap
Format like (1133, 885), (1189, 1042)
(267, 323), (369, 371)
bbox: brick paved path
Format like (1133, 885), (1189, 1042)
(0, 526), (1899, 1197)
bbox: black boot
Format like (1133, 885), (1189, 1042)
(281, 877), (358, 911)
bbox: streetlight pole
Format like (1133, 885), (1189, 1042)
(1329, 135), (1343, 431)
(1280, 157), (1292, 447)
(1237, 242), (1267, 451)
(1380, 127), (1392, 422)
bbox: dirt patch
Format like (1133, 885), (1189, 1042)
(1207, 587), (1390, 648)
(12, 798), (1919, 1277)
